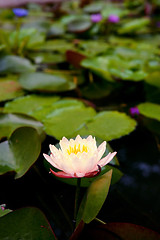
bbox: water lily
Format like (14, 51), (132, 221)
(43, 135), (117, 178)
(108, 14), (120, 23)
(129, 106), (140, 116)
(12, 8), (28, 17)
(91, 13), (102, 23)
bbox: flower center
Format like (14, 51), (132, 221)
(67, 144), (88, 155)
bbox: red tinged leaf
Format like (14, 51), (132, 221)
(66, 50), (86, 68)
(75, 222), (160, 240)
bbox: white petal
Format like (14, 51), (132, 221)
(98, 152), (117, 167)
(97, 141), (106, 160)
(59, 137), (69, 152)
(75, 135), (82, 141)
(43, 153), (62, 170)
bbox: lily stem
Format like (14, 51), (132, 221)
(74, 178), (81, 226)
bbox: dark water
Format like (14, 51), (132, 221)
(0, 126), (160, 239)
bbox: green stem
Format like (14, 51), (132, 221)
(74, 178), (81, 224)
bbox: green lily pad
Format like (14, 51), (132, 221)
(83, 2), (104, 13)
(4, 94), (60, 119)
(145, 72), (160, 88)
(0, 113), (45, 141)
(33, 39), (74, 53)
(18, 72), (76, 92)
(0, 127), (41, 179)
(0, 55), (36, 74)
(0, 207), (56, 240)
(138, 102), (160, 121)
(77, 170), (112, 224)
(77, 111), (137, 141)
(118, 18), (150, 34)
(29, 52), (65, 64)
(81, 56), (147, 82)
(43, 106), (96, 139)
(67, 18), (92, 33)
(0, 79), (24, 102)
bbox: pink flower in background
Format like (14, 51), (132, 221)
(43, 135), (117, 178)
(108, 14), (120, 23)
(129, 106), (140, 116)
(91, 13), (102, 23)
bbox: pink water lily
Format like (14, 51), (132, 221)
(43, 135), (117, 178)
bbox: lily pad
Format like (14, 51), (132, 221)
(79, 222), (160, 240)
(29, 52), (65, 64)
(145, 72), (160, 88)
(0, 55), (36, 74)
(0, 79), (24, 102)
(0, 113), (45, 141)
(43, 106), (96, 139)
(138, 102), (160, 121)
(0, 207), (56, 240)
(33, 39), (74, 53)
(0, 127), (41, 179)
(77, 111), (137, 141)
(118, 18), (150, 34)
(4, 94), (60, 119)
(81, 56), (147, 82)
(67, 18), (92, 33)
(18, 72), (76, 92)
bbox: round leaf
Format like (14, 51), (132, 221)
(67, 18), (92, 33)
(0, 79), (24, 102)
(0, 55), (35, 74)
(138, 102), (160, 121)
(4, 94), (60, 119)
(43, 106), (96, 139)
(78, 111), (137, 141)
(18, 72), (76, 92)
(0, 113), (45, 141)
(0, 207), (56, 240)
(0, 127), (41, 178)
(104, 223), (160, 240)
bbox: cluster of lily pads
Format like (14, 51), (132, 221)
(0, 1), (160, 240)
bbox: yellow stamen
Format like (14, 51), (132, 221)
(67, 144), (88, 155)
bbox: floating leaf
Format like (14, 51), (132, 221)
(43, 106), (96, 139)
(104, 223), (160, 240)
(0, 113), (45, 141)
(77, 222), (160, 240)
(67, 18), (92, 33)
(29, 52), (65, 64)
(77, 170), (112, 224)
(83, 2), (104, 13)
(145, 72), (160, 88)
(0, 207), (56, 240)
(81, 56), (147, 82)
(33, 39), (74, 52)
(118, 18), (150, 34)
(138, 102), (160, 121)
(0, 127), (41, 178)
(4, 94), (60, 119)
(0, 79), (24, 102)
(0, 55), (35, 74)
(18, 72), (76, 92)
(77, 111), (137, 141)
